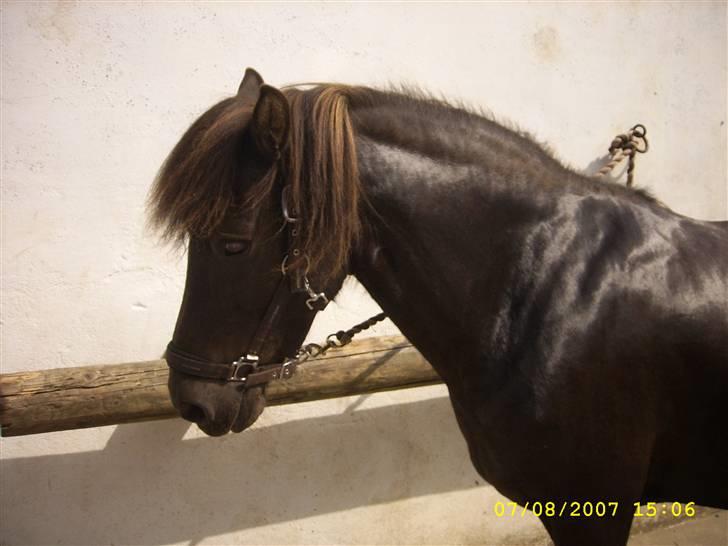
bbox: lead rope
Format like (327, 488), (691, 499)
(596, 124), (649, 187)
(285, 312), (388, 368)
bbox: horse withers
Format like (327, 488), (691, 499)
(149, 69), (728, 545)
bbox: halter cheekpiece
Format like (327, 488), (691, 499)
(165, 179), (332, 386)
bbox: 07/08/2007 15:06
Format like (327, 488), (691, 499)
(492, 501), (697, 518)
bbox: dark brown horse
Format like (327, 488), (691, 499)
(149, 69), (728, 546)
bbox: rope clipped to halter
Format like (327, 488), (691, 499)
(299, 312), (388, 361)
(596, 124), (649, 187)
(247, 312), (387, 384)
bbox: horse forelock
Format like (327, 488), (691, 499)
(147, 84), (364, 282)
(147, 96), (262, 244)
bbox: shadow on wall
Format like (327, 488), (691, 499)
(3, 396), (484, 545)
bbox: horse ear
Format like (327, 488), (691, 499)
(252, 85), (290, 159)
(237, 68), (264, 102)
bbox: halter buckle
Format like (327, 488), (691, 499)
(281, 254), (310, 278)
(281, 186), (299, 224)
(279, 360), (296, 380)
(229, 353), (259, 382)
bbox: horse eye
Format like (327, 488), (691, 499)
(223, 240), (250, 256)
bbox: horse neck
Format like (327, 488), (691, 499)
(348, 102), (587, 380)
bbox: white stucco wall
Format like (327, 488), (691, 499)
(1, 2), (725, 545)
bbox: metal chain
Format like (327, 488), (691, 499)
(596, 124), (649, 187)
(289, 312), (388, 365)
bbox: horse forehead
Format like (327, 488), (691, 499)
(217, 211), (259, 237)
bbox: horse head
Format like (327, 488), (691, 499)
(149, 69), (356, 435)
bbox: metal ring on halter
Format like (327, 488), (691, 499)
(280, 253), (311, 276)
(281, 186), (299, 224)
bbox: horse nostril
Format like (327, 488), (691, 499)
(178, 401), (208, 424)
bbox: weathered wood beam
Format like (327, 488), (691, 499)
(0, 336), (441, 437)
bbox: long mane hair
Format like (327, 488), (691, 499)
(148, 84), (363, 281)
(149, 81), (658, 283)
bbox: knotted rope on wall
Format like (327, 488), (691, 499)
(596, 124), (649, 187)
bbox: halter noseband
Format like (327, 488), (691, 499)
(165, 183), (330, 386)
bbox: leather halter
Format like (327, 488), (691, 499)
(165, 183), (330, 386)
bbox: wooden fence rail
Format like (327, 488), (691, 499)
(0, 336), (441, 437)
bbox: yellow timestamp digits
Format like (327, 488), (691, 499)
(493, 501), (697, 518)
(633, 502), (696, 518)
(493, 501), (620, 518)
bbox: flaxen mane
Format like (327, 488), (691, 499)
(281, 86), (362, 280)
